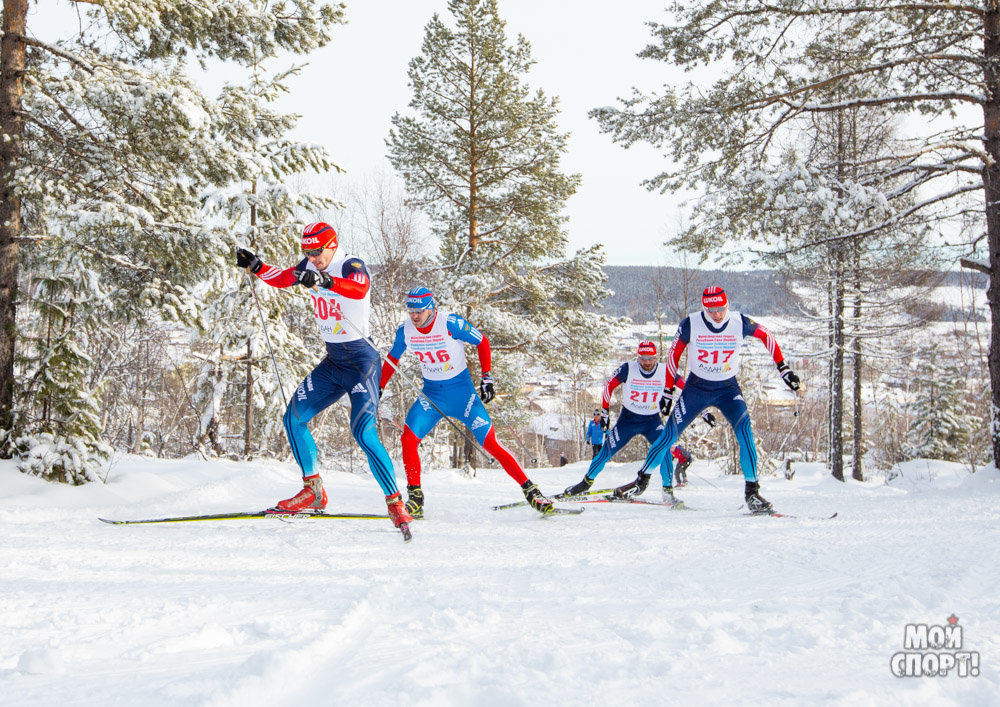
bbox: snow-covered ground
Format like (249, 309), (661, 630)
(2, 456), (998, 706)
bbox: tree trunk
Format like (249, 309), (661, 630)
(851, 250), (864, 481)
(830, 256), (846, 481)
(983, 2), (1000, 467)
(468, 50), (479, 253)
(0, 0), (27, 435)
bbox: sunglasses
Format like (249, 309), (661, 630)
(705, 306), (727, 313)
(303, 247), (325, 257)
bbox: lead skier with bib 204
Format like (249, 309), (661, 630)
(379, 287), (555, 517)
(235, 222), (412, 536)
(614, 286), (800, 514)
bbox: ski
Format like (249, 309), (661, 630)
(398, 522), (413, 542)
(490, 487), (614, 511)
(544, 506), (585, 516)
(99, 509), (390, 525)
(744, 511), (838, 520)
(571, 494), (690, 510)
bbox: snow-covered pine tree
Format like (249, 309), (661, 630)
(387, 0), (617, 463)
(0, 0), (345, 480)
(10, 269), (112, 482)
(589, 0), (1000, 469)
(197, 49), (344, 460)
(905, 347), (974, 463)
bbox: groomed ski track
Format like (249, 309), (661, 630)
(2, 456), (998, 705)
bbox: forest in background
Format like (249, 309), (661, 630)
(600, 266), (989, 323)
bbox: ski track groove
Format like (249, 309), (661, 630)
(2, 459), (999, 705)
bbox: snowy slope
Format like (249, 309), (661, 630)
(1, 456), (998, 706)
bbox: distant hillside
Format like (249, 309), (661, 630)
(597, 266), (987, 323)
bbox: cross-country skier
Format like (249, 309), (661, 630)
(235, 222), (412, 533)
(673, 444), (693, 486)
(613, 286), (800, 513)
(585, 409), (605, 458)
(379, 287), (555, 517)
(562, 341), (710, 506)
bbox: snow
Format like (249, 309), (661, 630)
(2, 456), (999, 705)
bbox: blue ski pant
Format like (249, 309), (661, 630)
(404, 374), (493, 444)
(585, 408), (670, 486)
(282, 350), (398, 496)
(640, 380), (758, 485)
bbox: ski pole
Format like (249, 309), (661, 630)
(246, 273), (289, 409)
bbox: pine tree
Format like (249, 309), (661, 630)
(0, 0), (345, 479)
(589, 1), (1000, 466)
(387, 0), (617, 461)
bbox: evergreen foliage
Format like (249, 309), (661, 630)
(387, 0), (618, 400)
(2, 0), (345, 479)
(905, 348), (974, 463)
(589, 0), (1000, 465)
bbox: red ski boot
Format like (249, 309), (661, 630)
(274, 474), (327, 512)
(386, 492), (414, 541)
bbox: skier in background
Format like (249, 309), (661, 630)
(235, 222), (412, 534)
(585, 409), (605, 458)
(614, 286), (800, 514)
(563, 341), (693, 506)
(379, 287), (555, 517)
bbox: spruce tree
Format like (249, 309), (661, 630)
(906, 348), (973, 463)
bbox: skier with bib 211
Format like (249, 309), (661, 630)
(563, 341), (703, 506)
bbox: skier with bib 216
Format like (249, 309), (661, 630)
(613, 286), (800, 514)
(379, 287), (555, 517)
(235, 222), (412, 535)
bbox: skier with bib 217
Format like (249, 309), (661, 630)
(235, 222), (412, 534)
(379, 287), (555, 517)
(613, 286), (800, 514)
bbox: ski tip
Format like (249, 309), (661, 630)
(399, 522), (413, 542)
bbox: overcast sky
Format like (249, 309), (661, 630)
(46, 0), (702, 268)
(278, 1), (700, 268)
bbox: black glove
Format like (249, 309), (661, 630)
(479, 373), (495, 403)
(294, 268), (333, 289)
(702, 411), (717, 427)
(599, 409), (610, 431)
(236, 247), (264, 274)
(659, 386), (676, 417)
(777, 361), (800, 391)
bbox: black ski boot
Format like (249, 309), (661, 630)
(745, 481), (773, 515)
(521, 480), (554, 515)
(405, 485), (424, 519)
(563, 476), (594, 497)
(613, 472), (651, 500)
